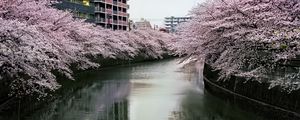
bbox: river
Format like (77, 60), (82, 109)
(7, 59), (264, 120)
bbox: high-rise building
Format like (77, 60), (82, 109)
(164, 16), (191, 33)
(55, 0), (129, 30)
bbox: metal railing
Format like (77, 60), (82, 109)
(93, 0), (105, 2)
(106, 9), (113, 14)
(107, 19), (112, 24)
(95, 7), (106, 12)
(118, 21), (128, 25)
(95, 17), (106, 23)
(113, 10), (118, 14)
(105, 0), (113, 3)
(113, 20), (118, 24)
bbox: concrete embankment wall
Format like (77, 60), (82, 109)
(203, 63), (300, 120)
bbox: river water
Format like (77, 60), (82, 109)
(15, 59), (263, 120)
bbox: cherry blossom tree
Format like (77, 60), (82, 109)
(176, 0), (300, 91)
(0, 0), (175, 97)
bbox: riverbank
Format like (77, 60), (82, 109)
(203, 63), (300, 120)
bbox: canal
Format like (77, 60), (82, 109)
(8, 59), (265, 120)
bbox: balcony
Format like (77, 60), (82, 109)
(113, 20), (118, 24)
(118, 12), (128, 17)
(105, 0), (113, 4)
(95, 7), (105, 13)
(117, 2), (129, 9)
(107, 19), (112, 24)
(113, 10), (118, 14)
(95, 17), (106, 23)
(105, 0), (112, 4)
(118, 21), (122, 25)
(106, 9), (113, 14)
(117, 2), (125, 8)
(117, 2), (122, 7)
(118, 21), (128, 26)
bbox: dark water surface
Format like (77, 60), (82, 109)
(11, 59), (264, 120)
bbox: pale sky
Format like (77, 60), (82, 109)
(128, 0), (205, 27)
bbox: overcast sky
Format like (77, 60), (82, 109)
(128, 0), (205, 27)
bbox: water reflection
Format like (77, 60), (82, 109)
(7, 59), (266, 120)
(169, 90), (265, 120)
(25, 80), (130, 120)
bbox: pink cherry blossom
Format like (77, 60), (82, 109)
(0, 0), (176, 97)
(176, 0), (300, 91)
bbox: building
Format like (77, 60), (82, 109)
(133, 18), (152, 30)
(94, 0), (129, 30)
(55, 0), (95, 22)
(164, 16), (192, 33)
(55, 0), (129, 30)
